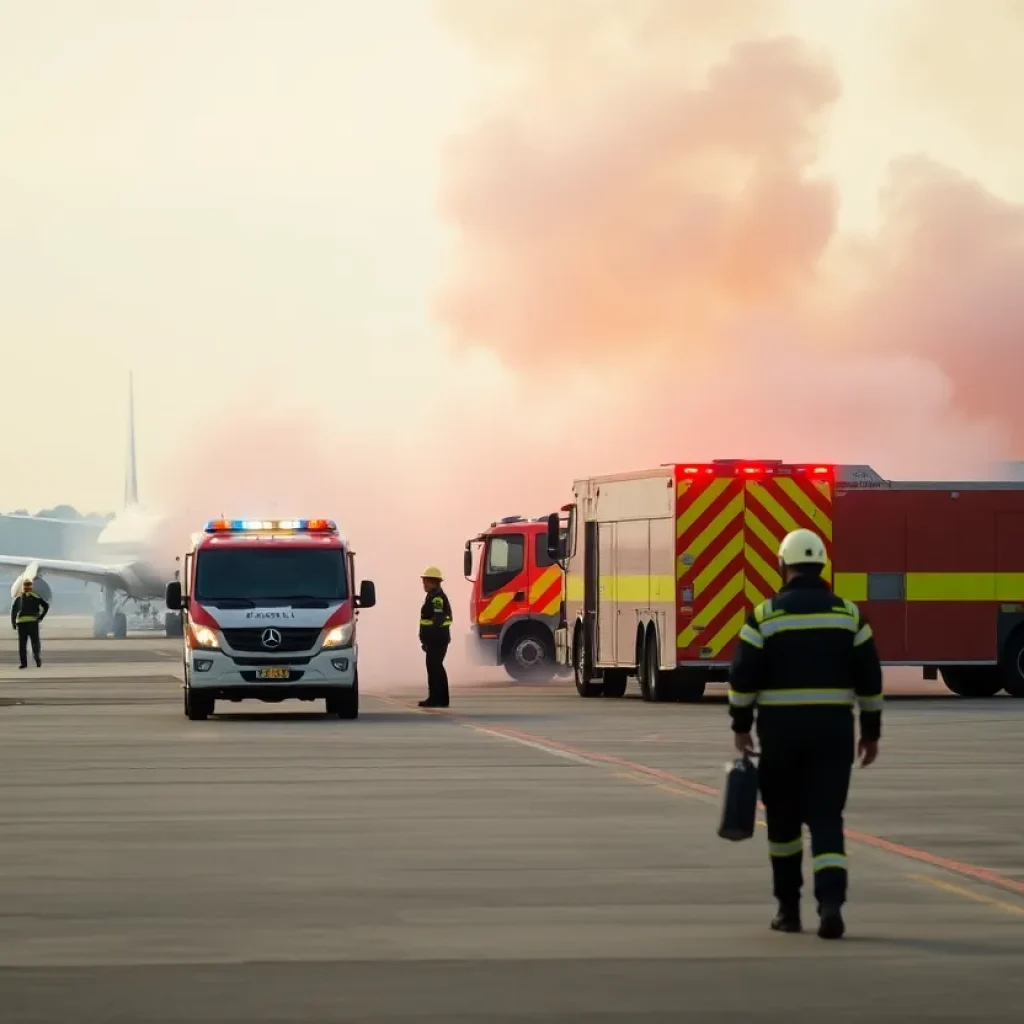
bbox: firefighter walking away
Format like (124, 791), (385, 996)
(728, 528), (882, 939)
(418, 567), (452, 708)
(11, 578), (49, 670)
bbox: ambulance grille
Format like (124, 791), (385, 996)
(221, 627), (321, 653)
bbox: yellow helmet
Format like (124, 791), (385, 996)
(778, 529), (827, 567)
(421, 566), (443, 581)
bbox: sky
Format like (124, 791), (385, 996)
(1, 0), (1023, 678)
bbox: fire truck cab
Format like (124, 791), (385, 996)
(463, 515), (568, 681)
(165, 518), (376, 721)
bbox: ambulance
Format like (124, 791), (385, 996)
(165, 518), (376, 720)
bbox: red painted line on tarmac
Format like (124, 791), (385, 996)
(377, 696), (1024, 900)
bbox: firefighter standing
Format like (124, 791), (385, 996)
(10, 579), (49, 670)
(418, 567), (452, 708)
(728, 528), (882, 940)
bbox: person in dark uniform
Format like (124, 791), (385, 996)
(10, 578), (49, 669)
(418, 567), (452, 708)
(728, 528), (882, 940)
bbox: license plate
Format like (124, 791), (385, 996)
(256, 667), (291, 680)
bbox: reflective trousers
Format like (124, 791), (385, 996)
(756, 708), (855, 907)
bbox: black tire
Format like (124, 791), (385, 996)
(574, 624), (602, 697)
(645, 633), (673, 702)
(602, 669), (628, 698)
(92, 613), (109, 639)
(940, 666), (1003, 697)
(1000, 629), (1024, 697)
(184, 686), (213, 720)
(112, 611), (128, 639)
(164, 612), (183, 638)
(503, 629), (556, 681)
(326, 678), (359, 719)
(674, 667), (707, 703)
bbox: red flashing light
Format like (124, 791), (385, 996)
(813, 466), (830, 474)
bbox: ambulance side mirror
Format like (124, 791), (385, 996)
(463, 547), (473, 578)
(165, 581), (182, 611)
(355, 580), (376, 609)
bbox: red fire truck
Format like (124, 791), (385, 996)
(463, 515), (569, 681)
(543, 460), (1024, 702)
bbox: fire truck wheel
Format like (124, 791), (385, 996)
(574, 624), (602, 698)
(673, 668), (707, 703)
(999, 628), (1024, 697)
(644, 633), (673, 702)
(602, 670), (628, 698)
(503, 630), (556, 681)
(940, 665), (1003, 698)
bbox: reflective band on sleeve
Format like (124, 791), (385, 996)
(853, 623), (873, 646)
(728, 689), (758, 707)
(857, 694), (884, 712)
(769, 838), (803, 858)
(441, 619), (452, 627)
(756, 688), (854, 707)
(753, 599), (772, 624)
(759, 612), (857, 638)
(738, 623), (764, 648)
(812, 853), (847, 872)
(419, 619), (433, 626)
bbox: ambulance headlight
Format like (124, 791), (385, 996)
(189, 624), (220, 649)
(322, 623), (353, 648)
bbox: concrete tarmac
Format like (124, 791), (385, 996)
(0, 629), (1023, 1022)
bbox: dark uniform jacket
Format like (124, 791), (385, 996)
(10, 592), (49, 629)
(419, 587), (452, 646)
(728, 575), (883, 742)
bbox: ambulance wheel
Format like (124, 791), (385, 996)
(999, 628), (1024, 697)
(503, 628), (556, 681)
(673, 667), (707, 703)
(602, 669), (628, 698)
(326, 680), (359, 719)
(184, 686), (213, 720)
(940, 665), (1002, 698)
(574, 624), (602, 697)
(112, 611), (128, 639)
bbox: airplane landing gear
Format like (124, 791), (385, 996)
(93, 588), (128, 639)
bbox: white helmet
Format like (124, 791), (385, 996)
(778, 528), (827, 567)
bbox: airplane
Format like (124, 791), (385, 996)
(0, 373), (182, 639)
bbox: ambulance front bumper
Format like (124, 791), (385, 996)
(187, 645), (357, 693)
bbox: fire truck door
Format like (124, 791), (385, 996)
(597, 522), (616, 664)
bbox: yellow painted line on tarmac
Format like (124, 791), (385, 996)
(908, 873), (1024, 917)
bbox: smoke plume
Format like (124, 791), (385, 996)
(434, 0), (1024, 457)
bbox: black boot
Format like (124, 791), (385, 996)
(817, 903), (845, 940)
(418, 699), (437, 708)
(770, 903), (802, 933)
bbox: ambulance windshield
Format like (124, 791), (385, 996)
(194, 548), (348, 604)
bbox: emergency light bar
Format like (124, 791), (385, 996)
(203, 518), (338, 534)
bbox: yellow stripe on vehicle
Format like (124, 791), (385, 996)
(529, 565), (561, 604)
(677, 491), (745, 578)
(831, 572), (1024, 602)
(774, 477), (833, 541)
(599, 575), (675, 603)
(707, 606), (747, 656)
(566, 576), (584, 602)
(745, 480), (801, 536)
(833, 572), (867, 601)
(744, 578), (768, 609)
(692, 530), (744, 597)
(478, 591), (515, 624)
(539, 595), (560, 616)
(677, 570), (743, 648)
(676, 477), (731, 539)
(744, 538), (782, 595)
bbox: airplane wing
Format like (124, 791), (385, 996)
(0, 555), (127, 589)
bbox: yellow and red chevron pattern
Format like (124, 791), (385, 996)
(675, 469), (834, 661)
(476, 564), (563, 626)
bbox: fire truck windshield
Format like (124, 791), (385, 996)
(194, 548), (349, 604)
